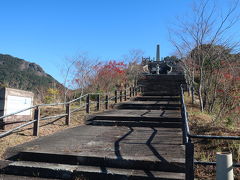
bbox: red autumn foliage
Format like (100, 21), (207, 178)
(92, 60), (127, 92)
(94, 61), (126, 78)
(223, 73), (233, 79)
(217, 89), (224, 93)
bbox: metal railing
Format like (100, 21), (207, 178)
(0, 86), (141, 139)
(180, 85), (240, 180)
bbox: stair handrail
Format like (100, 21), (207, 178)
(180, 84), (240, 180)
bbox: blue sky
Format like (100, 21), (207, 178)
(0, 0), (238, 83)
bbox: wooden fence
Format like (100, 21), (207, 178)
(0, 86), (141, 138)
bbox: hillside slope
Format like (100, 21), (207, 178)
(0, 54), (62, 92)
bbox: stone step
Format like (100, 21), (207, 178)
(90, 116), (182, 122)
(87, 120), (182, 128)
(141, 90), (181, 94)
(115, 103), (181, 110)
(5, 126), (185, 173)
(139, 84), (182, 88)
(0, 174), (60, 180)
(140, 83), (180, 87)
(116, 101), (181, 105)
(12, 150), (185, 173)
(132, 96), (180, 101)
(142, 89), (180, 94)
(138, 74), (185, 81)
(89, 109), (182, 120)
(141, 92), (180, 96)
(116, 107), (180, 110)
(3, 161), (185, 180)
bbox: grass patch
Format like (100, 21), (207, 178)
(185, 93), (240, 179)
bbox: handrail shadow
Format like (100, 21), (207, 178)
(114, 127), (134, 160)
(147, 127), (168, 163)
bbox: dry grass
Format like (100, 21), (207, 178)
(185, 94), (240, 179)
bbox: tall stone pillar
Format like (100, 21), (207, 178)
(156, 44), (160, 61)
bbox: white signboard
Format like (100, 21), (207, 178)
(6, 95), (32, 115)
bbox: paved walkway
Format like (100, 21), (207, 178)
(1, 75), (186, 180)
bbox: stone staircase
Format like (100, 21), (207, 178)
(1, 74), (186, 180)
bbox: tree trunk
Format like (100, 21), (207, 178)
(188, 85), (191, 97)
(198, 83), (204, 112)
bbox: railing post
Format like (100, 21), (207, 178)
(0, 118), (4, 130)
(181, 105), (186, 144)
(115, 90), (118, 103)
(96, 94), (100, 111)
(86, 94), (90, 113)
(182, 111), (186, 144)
(186, 141), (194, 180)
(65, 103), (70, 125)
(180, 85), (186, 144)
(120, 90), (123, 102)
(105, 95), (109, 109)
(124, 89), (127, 101)
(33, 106), (40, 136)
(130, 87), (132, 97)
(216, 152), (234, 180)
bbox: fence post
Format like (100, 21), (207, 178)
(86, 94), (90, 113)
(124, 89), (127, 101)
(133, 87), (135, 96)
(216, 152), (234, 180)
(130, 87), (132, 97)
(96, 94), (100, 111)
(182, 123), (187, 144)
(115, 90), (118, 103)
(65, 103), (70, 125)
(0, 118), (4, 130)
(186, 142), (194, 180)
(105, 95), (109, 109)
(120, 90), (123, 102)
(33, 106), (40, 136)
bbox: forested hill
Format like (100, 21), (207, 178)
(0, 54), (62, 92)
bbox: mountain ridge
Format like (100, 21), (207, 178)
(0, 54), (62, 93)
